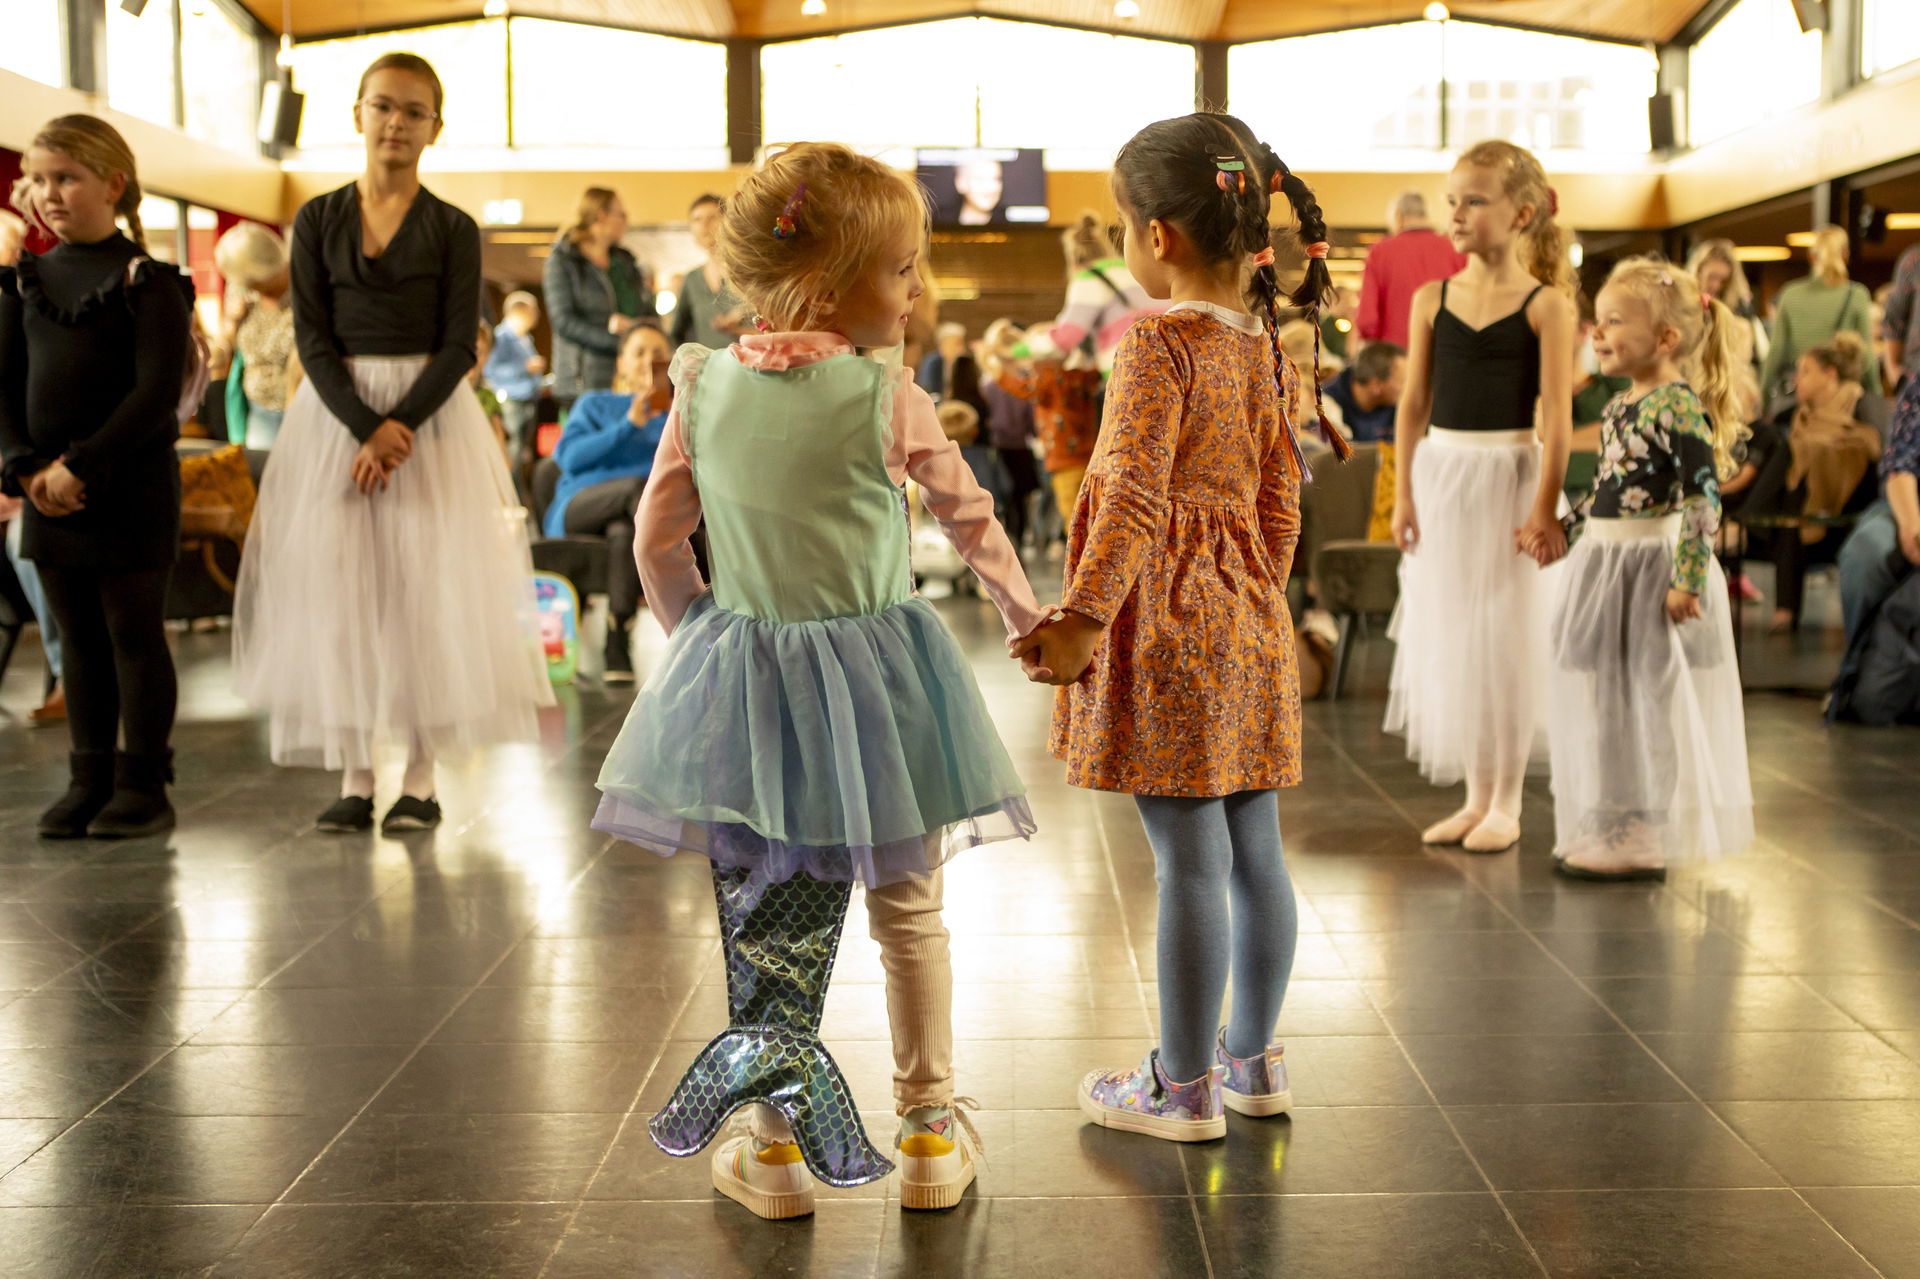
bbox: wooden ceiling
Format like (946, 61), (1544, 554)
(241, 0), (1712, 45)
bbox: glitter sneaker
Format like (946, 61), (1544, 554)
(896, 1099), (982, 1210)
(1078, 1050), (1225, 1142)
(710, 1105), (815, 1220)
(1216, 1032), (1292, 1117)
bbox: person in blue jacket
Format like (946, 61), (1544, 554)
(546, 321), (670, 681)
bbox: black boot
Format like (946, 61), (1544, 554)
(87, 750), (176, 839)
(604, 618), (635, 684)
(38, 750), (116, 839)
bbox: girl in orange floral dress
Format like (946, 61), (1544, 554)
(1015, 113), (1349, 1143)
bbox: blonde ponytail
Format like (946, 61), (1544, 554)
(1692, 297), (1747, 479)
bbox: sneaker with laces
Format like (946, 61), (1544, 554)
(710, 1105), (814, 1220)
(1078, 1050), (1225, 1142)
(896, 1101), (981, 1210)
(1216, 1032), (1292, 1117)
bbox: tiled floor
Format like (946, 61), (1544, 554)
(1, 592), (1917, 1278)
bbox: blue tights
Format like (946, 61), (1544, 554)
(1135, 789), (1298, 1084)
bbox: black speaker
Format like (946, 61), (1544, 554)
(258, 78), (304, 149)
(1648, 93), (1677, 151)
(1789, 0), (1827, 32)
(1858, 202), (1890, 244)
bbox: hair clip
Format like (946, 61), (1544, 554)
(1305, 242), (1330, 260)
(753, 314), (771, 333)
(1658, 272), (1675, 286)
(1213, 156), (1247, 194)
(772, 182), (808, 239)
(1269, 171), (1284, 194)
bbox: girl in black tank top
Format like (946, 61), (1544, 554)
(1383, 141), (1577, 857)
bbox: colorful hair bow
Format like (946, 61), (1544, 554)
(1213, 157), (1247, 194)
(772, 182), (808, 239)
(1251, 247), (1275, 267)
(1701, 292), (1714, 314)
(1305, 242), (1330, 259)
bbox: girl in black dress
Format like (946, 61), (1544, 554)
(0, 115), (192, 839)
(233, 54), (550, 834)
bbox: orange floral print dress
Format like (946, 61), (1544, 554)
(1049, 304), (1305, 797)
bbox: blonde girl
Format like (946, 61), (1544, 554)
(1760, 224), (1881, 399)
(1547, 258), (1753, 879)
(595, 143), (1049, 1218)
(1386, 140), (1577, 854)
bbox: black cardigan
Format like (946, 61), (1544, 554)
(0, 234), (189, 571)
(290, 182), (480, 441)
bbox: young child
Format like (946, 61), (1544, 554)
(1386, 140), (1577, 853)
(1015, 112), (1347, 1142)
(593, 143), (1051, 1217)
(1544, 258), (1753, 880)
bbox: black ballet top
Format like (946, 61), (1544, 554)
(290, 182), (480, 442)
(0, 233), (190, 571)
(1429, 281), (1544, 432)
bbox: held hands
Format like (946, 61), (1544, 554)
(351, 419), (415, 495)
(27, 461), (85, 517)
(1665, 588), (1703, 623)
(1008, 608), (1104, 686)
(1514, 509), (1569, 567)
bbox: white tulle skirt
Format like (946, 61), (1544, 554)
(1385, 429), (1549, 785)
(233, 357), (553, 770)
(1547, 516), (1752, 864)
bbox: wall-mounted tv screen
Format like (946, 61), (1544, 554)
(916, 148), (1049, 227)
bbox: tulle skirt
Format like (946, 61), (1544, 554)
(593, 592), (1034, 887)
(233, 357), (553, 770)
(1385, 429), (1549, 785)
(1547, 516), (1752, 864)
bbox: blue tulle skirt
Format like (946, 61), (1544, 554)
(593, 592), (1033, 886)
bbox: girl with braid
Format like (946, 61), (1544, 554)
(1385, 140), (1577, 855)
(1015, 112), (1347, 1142)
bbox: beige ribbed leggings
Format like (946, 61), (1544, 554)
(863, 868), (953, 1111)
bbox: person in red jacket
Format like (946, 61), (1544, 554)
(1358, 191), (1466, 348)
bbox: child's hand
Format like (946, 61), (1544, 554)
(1516, 510), (1568, 566)
(1665, 588), (1702, 623)
(1009, 610), (1103, 686)
(1390, 501), (1419, 552)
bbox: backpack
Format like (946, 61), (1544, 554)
(126, 257), (211, 428)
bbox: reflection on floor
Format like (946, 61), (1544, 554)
(1, 593), (1917, 1278)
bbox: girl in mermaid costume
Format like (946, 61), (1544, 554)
(593, 142), (1054, 1218)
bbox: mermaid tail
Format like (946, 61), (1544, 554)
(647, 864), (895, 1187)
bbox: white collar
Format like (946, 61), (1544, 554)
(1167, 300), (1264, 334)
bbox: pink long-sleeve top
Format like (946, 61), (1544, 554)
(634, 332), (1050, 641)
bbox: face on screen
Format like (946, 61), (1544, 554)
(953, 160), (1005, 219)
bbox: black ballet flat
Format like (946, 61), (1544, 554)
(316, 795), (375, 833)
(381, 795), (442, 833)
(1552, 859), (1666, 884)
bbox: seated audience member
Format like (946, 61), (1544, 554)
(486, 291), (546, 470)
(1836, 376), (1920, 654)
(545, 324), (672, 681)
(1768, 333), (1883, 631)
(1324, 341), (1405, 444)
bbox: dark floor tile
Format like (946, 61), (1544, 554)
(101, 1044), (410, 1117)
(552, 1199), (887, 1278)
(1537, 929), (1775, 977)
(1510, 888), (1710, 932)
(0, 901), (162, 948)
(1196, 1192), (1539, 1278)
(266, 932), (514, 989)
(0, 991), (242, 1045)
(1801, 1189), (1920, 1279)
(1304, 892), (1516, 933)
(213, 1203), (575, 1279)
(1400, 1033), (1687, 1105)
(432, 984), (687, 1043)
(879, 1196), (1205, 1279)
(0, 1205), (263, 1277)
(1717, 1100), (1920, 1185)
(1448, 1103), (1785, 1190)
(0, 941), (88, 990)
(0, 1113), (338, 1206)
(289, 1111), (621, 1204)
(1330, 929), (1565, 981)
(1800, 972), (1920, 1030)
(52, 939), (309, 991)
(1743, 922), (1920, 975)
(1506, 1189), (1880, 1278)
(1002, 1109), (1193, 1198)
(1586, 975), (1859, 1033)
(1642, 1031), (1920, 1101)
(189, 987), (467, 1046)
(484, 935), (717, 987)
(1179, 1106), (1483, 1194)
(0, 1116), (65, 1176)
(1366, 977), (1620, 1036)
(0, 1046), (170, 1118)
(368, 1039), (660, 1114)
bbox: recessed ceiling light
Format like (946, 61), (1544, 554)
(1424, 2), (1450, 19)
(801, 0), (826, 15)
(1114, 0), (1140, 18)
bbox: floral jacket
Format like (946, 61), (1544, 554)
(1570, 381), (1720, 594)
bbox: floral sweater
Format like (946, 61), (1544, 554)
(1570, 381), (1720, 595)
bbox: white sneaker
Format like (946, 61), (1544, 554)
(896, 1100), (982, 1210)
(710, 1105), (815, 1220)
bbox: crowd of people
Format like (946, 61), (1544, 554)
(1, 42), (1918, 1229)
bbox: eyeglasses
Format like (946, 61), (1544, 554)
(357, 97), (438, 127)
